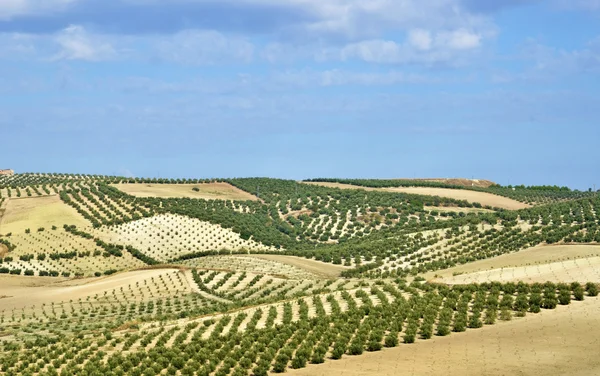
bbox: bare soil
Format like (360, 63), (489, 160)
(113, 182), (258, 201)
(396, 178), (497, 188)
(428, 245), (600, 284)
(245, 254), (349, 279)
(289, 297), (600, 376)
(0, 268), (178, 311)
(438, 256), (600, 284)
(423, 206), (494, 214)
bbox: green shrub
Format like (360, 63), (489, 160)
(586, 283), (598, 297)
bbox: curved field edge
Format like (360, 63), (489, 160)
(437, 256), (600, 284)
(2, 280), (597, 375)
(243, 254), (349, 278)
(426, 244), (600, 280)
(112, 182), (259, 201)
(287, 296), (600, 376)
(302, 181), (530, 210)
(0, 195), (90, 234)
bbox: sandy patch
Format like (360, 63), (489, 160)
(245, 254), (349, 279)
(303, 182), (528, 210)
(113, 183), (258, 201)
(0, 196), (90, 234)
(289, 297), (600, 376)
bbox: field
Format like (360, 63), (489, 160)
(303, 181), (530, 210)
(0, 173), (599, 376)
(401, 178), (497, 188)
(245, 254), (349, 279)
(0, 268), (179, 311)
(428, 245), (600, 279)
(113, 182), (259, 201)
(0, 195), (89, 234)
(289, 297), (600, 376)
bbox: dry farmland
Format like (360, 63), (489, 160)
(303, 181), (530, 210)
(0, 195), (89, 234)
(0, 174), (599, 376)
(113, 182), (259, 201)
(288, 297), (600, 376)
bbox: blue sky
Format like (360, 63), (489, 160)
(0, 0), (599, 189)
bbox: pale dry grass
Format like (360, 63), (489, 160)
(303, 182), (529, 210)
(0, 196), (89, 234)
(424, 205), (495, 214)
(0, 268), (179, 311)
(438, 256), (600, 284)
(113, 182), (258, 201)
(182, 255), (319, 280)
(3, 228), (145, 275)
(289, 297), (600, 376)
(427, 245), (600, 282)
(245, 254), (349, 279)
(93, 214), (272, 261)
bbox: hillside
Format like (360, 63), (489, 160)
(0, 173), (599, 376)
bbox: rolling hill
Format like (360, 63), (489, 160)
(0, 172), (599, 376)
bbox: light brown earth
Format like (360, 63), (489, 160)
(113, 182), (258, 201)
(396, 178), (497, 188)
(438, 257), (600, 284)
(303, 182), (528, 210)
(427, 244), (600, 279)
(0, 268), (179, 311)
(245, 254), (349, 279)
(289, 297), (600, 376)
(423, 206), (495, 214)
(0, 195), (90, 234)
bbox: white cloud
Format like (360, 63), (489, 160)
(341, 40), (406, 63)
(408, 29), (433, 51)
(276, 0), (491, 40)
(52, 25), (116, 61)
(338, 28), (483, 65)
(0, 0), (495, 41)
(155, 30), (254, 65)
(436, 29), (481, 49)
(0, 0), (77, 20)
(271, 69), (445, 87)
(0, 0), (496, 67)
